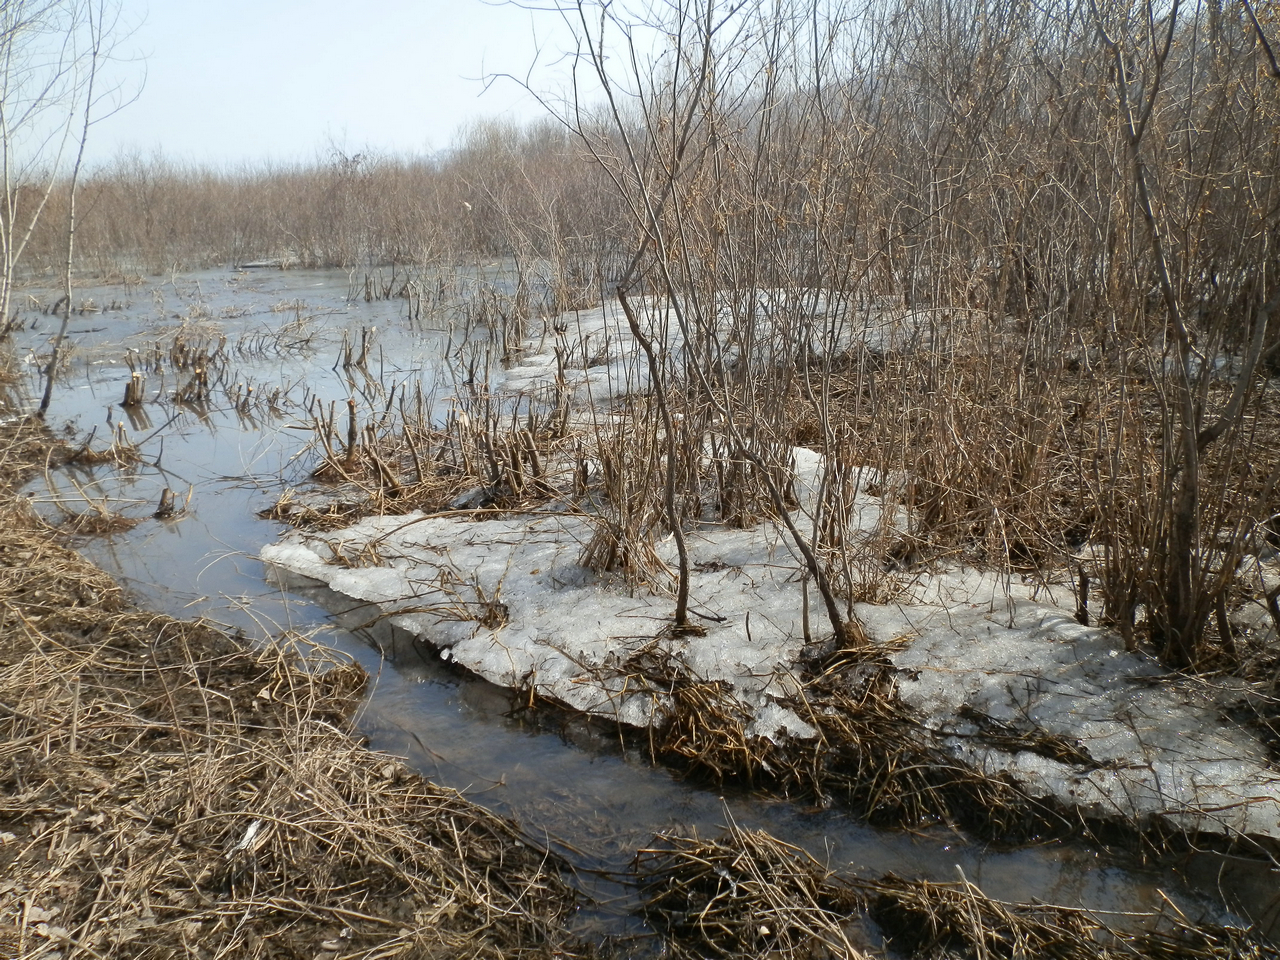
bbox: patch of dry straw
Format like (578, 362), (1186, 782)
(636, 814), (865, 959)
(644, 649), (1081, 843)
(639, 818), (1279, 960)
(0, 420), (579, 959)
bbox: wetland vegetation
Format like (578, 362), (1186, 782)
(4, 0), (1280, 956)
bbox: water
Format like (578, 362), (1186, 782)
(7, 266), (1270, 946)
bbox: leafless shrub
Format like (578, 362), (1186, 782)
(559, 0), (1280, 669)
(11, 0), (1280, 677)
(21, 121), (628, 280)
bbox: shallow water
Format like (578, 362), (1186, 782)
(8, 266), (1270, 946)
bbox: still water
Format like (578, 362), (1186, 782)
(7, 266), (1268, 946)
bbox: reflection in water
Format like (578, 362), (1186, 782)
(120, 400), (152, 432)
(10, 266), (1269, 942)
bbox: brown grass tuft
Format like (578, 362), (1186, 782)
(0, 417), (581, 959)
(641, 819), (1280, 960)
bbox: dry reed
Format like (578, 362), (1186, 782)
(645, 648), (1081, 843)
(636, 814), (866, 959)
(0, 416), (582, 960)
(639, 818), (1279, 960)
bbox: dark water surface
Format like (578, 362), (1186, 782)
(9, 267), (1269, 946)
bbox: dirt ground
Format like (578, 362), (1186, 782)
(0, 385), (581, 958)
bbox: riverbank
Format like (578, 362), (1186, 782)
(6, 268), (1280, 958)
(0, 411), (579, 958)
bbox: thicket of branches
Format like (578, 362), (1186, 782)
(558, 0), (1280, 668)
(10, 0), (1280, 670)
(16, 120), (628, 277)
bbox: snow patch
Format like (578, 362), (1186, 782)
(262, 294), (1280, 842)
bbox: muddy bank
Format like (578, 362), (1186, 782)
(0, 415), (579, 960)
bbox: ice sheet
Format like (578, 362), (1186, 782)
(262, 293), (1280, 842)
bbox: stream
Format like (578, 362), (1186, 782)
(8, 265), (1271, 949)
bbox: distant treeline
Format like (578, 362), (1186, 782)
(18, 2), (1277, 357)
(21, 120), (629, 278)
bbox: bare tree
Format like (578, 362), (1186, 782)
(1, 0), (82, 327)
(39, 0), (125, 416)
(1090, 0), (1280, 667)
(0, 0), (132, 413)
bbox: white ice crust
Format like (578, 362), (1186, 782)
(262, 295), (1280, 841)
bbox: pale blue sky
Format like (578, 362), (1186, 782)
(91, 0), (581, 166)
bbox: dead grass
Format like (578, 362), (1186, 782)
(639, 818), (1279, 960)
(0, 418), (59, 488)
(260, 487), (402, 534)
(636, 814), (866, 959)
(0, 416), (581, 960)
(278, 373), (580, 534)
(642, 648), (1082, 843)
(51, 508), (144, 536)
(64, 424), (142, 470)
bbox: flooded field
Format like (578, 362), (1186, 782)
(6, 266), (1274, 948)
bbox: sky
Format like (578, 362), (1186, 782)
(88, 0), (583, 167)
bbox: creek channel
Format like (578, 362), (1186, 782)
(8, 266), (1268, 949)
